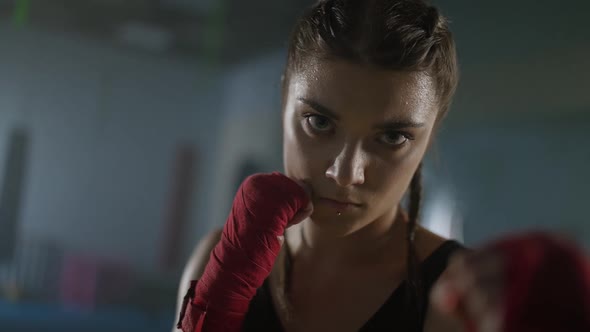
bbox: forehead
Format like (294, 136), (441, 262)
(288, 59), (437, 122)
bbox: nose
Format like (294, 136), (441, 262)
(325, 142), (366, 187)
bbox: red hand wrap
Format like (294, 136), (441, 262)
(178, 172), (309, 332)
(486, 232), (590, 332)
(457, 233), (590, 332)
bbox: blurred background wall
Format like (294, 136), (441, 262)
(0, 0), (588, 331)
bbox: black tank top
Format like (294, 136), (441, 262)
(242, 240), (464, 332)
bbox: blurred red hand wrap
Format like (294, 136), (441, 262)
(177, 172), (309, 332)
(485, 232), (590, 332)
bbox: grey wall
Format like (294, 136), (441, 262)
(1, 0), (588, 277)
(203, 52), (287, 237)
(0, 22), (225, 273)
(436, 115), (590, 247)
(429, 0), (590, 246)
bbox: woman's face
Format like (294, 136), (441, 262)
(283, 59), (439, 235)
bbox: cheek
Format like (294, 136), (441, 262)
(370, 164), (409, 206)
(368, 145), (427, 208)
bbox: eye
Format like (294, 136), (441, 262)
(378, 132), (411, 147)
(305, 114), (334, 132)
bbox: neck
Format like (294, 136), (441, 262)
(294, 205), (407, 268)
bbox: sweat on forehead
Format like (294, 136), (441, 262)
(287, 58), (439, 121)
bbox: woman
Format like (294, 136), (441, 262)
(176, 0), (463, 331)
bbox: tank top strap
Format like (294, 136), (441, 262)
(420, 239), (467, 296)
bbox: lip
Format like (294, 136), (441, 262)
(317, 197), (362, 210)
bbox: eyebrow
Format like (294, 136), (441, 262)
(297, 96), (426, 130)
(374, 120), (425, 131)
(297, 97), (341, 120)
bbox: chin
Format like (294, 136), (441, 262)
(307, 208), (366, 236)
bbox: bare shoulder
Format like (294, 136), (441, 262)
(414, 224), (449, 262)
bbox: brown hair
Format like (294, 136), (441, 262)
(281, 0), (459, 327)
